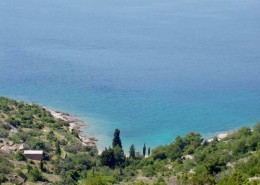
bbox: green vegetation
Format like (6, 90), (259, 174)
(0, 97), (97, 184)
(112, 128), (122, 148)
(129, 144), (136, 159)
(1, 96), (260, 184)
(143, 144), (146, 157)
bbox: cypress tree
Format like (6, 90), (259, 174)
(148, 147), (151, 156)
(143, 143), (146, 157)
(112, 129), (122, 148)
(129, 144), (135, 159)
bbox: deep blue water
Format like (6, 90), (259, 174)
(1, 0), (260, 151)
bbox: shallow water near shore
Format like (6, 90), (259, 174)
(1, 0), (260, 151)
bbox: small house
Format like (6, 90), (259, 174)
(24, 150), (43, 161)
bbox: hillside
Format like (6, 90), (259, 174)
(0, 96), (260, 185)
(0, 97), (98, 184)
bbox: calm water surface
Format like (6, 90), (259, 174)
(1, 0), (260, 151)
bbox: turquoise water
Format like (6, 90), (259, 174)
(1, 0), (260, 151)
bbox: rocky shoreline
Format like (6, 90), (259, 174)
(44, 108), (97, 147)
(207, 132), (229, 142)
(45, 107), (233, 148)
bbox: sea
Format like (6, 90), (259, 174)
(1, 0), (260, 151)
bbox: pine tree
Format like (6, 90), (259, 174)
(148, 147), (151, 156)
(129, 144), (135, 159)
(113, 146), (125, 167)
(112, 129), (122, 148)
(100, 147), (116, 168)
(143, 143), (146, 157)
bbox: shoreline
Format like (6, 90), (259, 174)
(206, 126), (246, 142)
(207, 131), (231, 142)
(43, 107), (98, 147)
(39, 103), (251, 151)
(45, 106), (235, 147)
(43, 107), (243, 148)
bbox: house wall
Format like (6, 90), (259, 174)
(24, 154), (43, 161)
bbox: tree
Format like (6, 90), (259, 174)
(204, 155), (226, 175)
(112, 129), (122, 148)
(148, 148), (151, 156)
(113, 146), (125, 167)
(183, 132), (202, 154)
(253, 123), (260, 132)
(166, 144), (182, 161)
(233, 139), (248, 155)
(129, 144), (136, 159)
(143, 143), (146, 157)
(152, 146), (167, 160)
(238, 127), (251, 137)
(100, 147), (115, 168)
(175, 136), (186, 151)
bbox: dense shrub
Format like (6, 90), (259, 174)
(0, 173), (7, 183)
(6, 117), (21, 127)
(0, 157), (13, 174)
(0, 122), (11, 130)
(217, 171), (248, 185)
(0, 128), (9, 138)
(27, 166), (43, 182)
(152, 146), (167, 160)
(64, 145), (78, 154)
(14, 151), (26, 161)
(85, 173), (116, 185)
